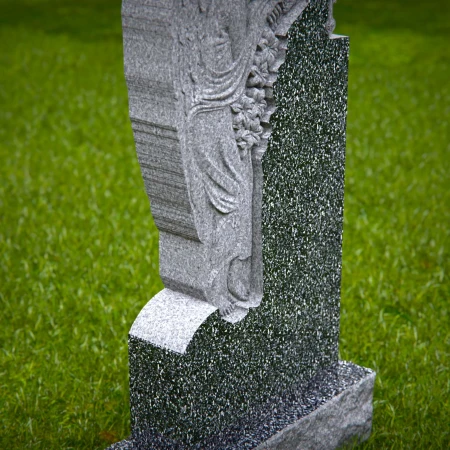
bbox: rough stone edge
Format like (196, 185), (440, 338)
(255, 370), (376, 450)
(107, 439), (135, 450)
(107, 364), (375, 450)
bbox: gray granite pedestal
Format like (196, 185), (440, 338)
(108, 289), (375, 450)
(111, 362), (374, 449)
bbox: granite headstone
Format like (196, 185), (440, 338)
(109, 0), (375, 448)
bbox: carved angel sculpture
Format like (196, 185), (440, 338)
(176, 0), (287, 316)
(179, 1), (251, 316)
(123, 0), (311, 321)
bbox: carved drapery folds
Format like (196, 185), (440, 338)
(123, 0), (312, 322)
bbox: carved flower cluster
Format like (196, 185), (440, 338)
(248, 29), (279, 88)
(231, 89), (265, 152)
(231, 28), (280, 154)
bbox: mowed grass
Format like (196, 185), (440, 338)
(335, 1), (450, 448)
(0, 0), (448, 448)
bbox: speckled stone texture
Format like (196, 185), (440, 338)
(109, 0), (375, 449)
(255, 366), (375, 450)
(109, 362), (374, 449)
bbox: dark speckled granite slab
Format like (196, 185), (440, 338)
(109, 1), (375, 449)
(109, 362), (374, 450)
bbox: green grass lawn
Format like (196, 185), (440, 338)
(0, 0), (448, 448)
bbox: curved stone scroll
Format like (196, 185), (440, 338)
(122, 0), (310, 322)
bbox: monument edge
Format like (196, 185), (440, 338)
(256, 369), (376, 450)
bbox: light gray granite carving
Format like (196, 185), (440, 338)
(129, 289), (217, 354)
(108, 0), (376, 448)
(123, 0), (309, 320)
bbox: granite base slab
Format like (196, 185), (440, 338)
(108, 361), (375, 450)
